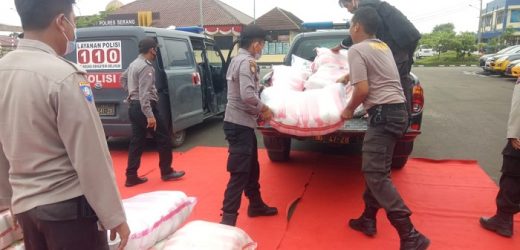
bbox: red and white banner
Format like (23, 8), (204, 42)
(204, 25), (242, 36)
(76, 40), (122, 70)
(86, 72), (122, 89)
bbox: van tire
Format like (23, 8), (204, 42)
(391, 141), (414, 169)
(391, 156), (409, 169)
(171, 130), (186, 148)
(263, 136), (291, 162)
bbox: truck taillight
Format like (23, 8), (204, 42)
(412, 84), (424, 113)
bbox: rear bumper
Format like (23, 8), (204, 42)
(102, 123), (132, 138)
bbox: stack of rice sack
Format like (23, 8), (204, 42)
(261, 48), (353, 136)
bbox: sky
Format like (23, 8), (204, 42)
(0, 0), (490, 34)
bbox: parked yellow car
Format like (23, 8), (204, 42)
(510, 61), (520, 77)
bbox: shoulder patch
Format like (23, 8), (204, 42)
(249, 60), (257, 74)
(79, 82), (93, 103)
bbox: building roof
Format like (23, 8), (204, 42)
(254, 7), (303, 31)
(110, 0), (253, 28)
(0, 23), (22, 33)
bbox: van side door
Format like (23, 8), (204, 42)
(158, 37), (203, 133)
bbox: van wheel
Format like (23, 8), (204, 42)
(391, 157), (409, 169)
(171, 130), (186, 148)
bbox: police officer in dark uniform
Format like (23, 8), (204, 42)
(480, 80), (520, 238)
(337, 0), (421, 114)
(220, 24), (278, 226)
(122, 38), (185, 187)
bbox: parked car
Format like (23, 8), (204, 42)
(258, 30), (424, 169)
(415, 48), (436, 59)
(65, 26), (229, 146)
(505, 59), (520, 77)
(491, 53), (520, 75)
(480, 45), (520, 69)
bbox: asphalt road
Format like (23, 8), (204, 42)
(110, 66), (516, 183)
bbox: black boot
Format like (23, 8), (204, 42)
(161, 170), (186, 181)
(220, 212), (238, 226)
(247, 194), (278, 217)
(125, 175), (148, 187)
(389, 216), (430, 250)
(349, 207), (378, 236)
(480, 211), (513, 237)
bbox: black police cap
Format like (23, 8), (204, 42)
(240, 24), (271, 41)
(138, 38), (158, 52)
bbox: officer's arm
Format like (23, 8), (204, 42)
(138, 66), (155, 118)
(346, 48), (368, 111)
(238, 61), (264, 114)
(121, 69), (129, 91)
(0, 142), (12, 210)
(53, 74), (126, 230)
(507, 84), (520, 140)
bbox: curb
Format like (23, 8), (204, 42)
(414, 64), (478, 67)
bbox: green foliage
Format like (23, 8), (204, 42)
(414, 51), (479, 66)
(418, 23), (477, 61)
(76, 10), (111, 28)
(432, 23), (455, 35)
(501, 26), (516, 46)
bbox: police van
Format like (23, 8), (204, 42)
(66, 26), (229, 146)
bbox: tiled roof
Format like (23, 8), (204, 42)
(254, 7), (303, 31)
(110, 0), (253, 28)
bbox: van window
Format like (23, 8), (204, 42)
(294, 36), (344, 61)
(163, 39), (193, 68)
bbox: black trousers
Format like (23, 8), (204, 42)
(496, 141), (520, 215)
(15, 196), (108, 250)
(221, 122), (261, 214)
(126, 101), (173, 177)
(361, 104), (412, 218)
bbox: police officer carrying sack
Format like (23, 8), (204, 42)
(0, 0), (129, 249)
(480, 80), (520, 238)
(121, 38), (185, 187)
(340, 8), (429, 250)
(220, 24), (278, 226)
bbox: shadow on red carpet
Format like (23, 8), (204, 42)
(110, 147), (520, 250)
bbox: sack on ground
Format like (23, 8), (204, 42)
(151, 220), (257, 250)
(108, 191), (197, 250)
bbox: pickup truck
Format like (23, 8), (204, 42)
(258, 30), (424, 169)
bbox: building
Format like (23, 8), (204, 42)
(480, 0), (520, 42)
(106, 0), (253, 50)
(254, 7), (303, 63)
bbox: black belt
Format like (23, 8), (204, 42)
(367, 103), (406, 115)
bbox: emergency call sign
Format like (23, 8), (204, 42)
(76, 40), (122, 70)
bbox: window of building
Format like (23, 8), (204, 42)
(496, 11), (504, 25)
(163, 39), (193, 68)
(214, 36), (233, 50)
(511, 10), (520, 23)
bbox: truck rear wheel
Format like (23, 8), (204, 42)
(171, 130), (186, 148)
(263, 136), (291, 162)
(391, 141), (414, 169)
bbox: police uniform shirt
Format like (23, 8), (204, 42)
(507, 82), (520, 140)
(224, 48), (265, 128)
(121, 55), (158, 118)
(0, 39), (126, 230)
(348, 39), (406, 110)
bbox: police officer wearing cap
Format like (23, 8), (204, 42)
(121, 38), (185, 187)
(220, 24), (278, 226)
(0, 0), (129, 249)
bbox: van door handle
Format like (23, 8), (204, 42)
(192, 72), (201, 86)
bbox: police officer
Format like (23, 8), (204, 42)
(480, 79), (520, 238)
(122, 38), (185, 187)
(0, 0), (129, 249)
(337, 0), (421, 114)
(220, 24), (278, 226)
(340, 8), (429, 250)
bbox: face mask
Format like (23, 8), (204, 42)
(254, 51), (262, 60)
(62, 16), (77, 55)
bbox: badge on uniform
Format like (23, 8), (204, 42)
(79, 82), (93, 103)
(249, 60), (257, 74)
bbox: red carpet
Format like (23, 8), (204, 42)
(111, 147), (520, 250)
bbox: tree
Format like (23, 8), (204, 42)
(432, 23), (456, 35)
(453, 32), (477, 62)
(500, 26), (516, 46)
(76, 10), (111, 28)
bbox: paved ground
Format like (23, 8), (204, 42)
(110, 66), (517, 183)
